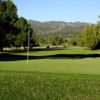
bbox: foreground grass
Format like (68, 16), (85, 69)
(0, 71), (100, 100)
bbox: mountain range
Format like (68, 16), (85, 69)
(27, 20), (94, 38)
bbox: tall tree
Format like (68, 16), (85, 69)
(14, 17), (31, 48)
(84, 24), (98, 49)
(0, 0), (19, 51)
(93, 24), (100, 49)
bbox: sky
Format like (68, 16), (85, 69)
(12, 0), (100, 24)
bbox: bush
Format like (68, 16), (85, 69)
(63, 44), (66, 48)
(47, 46), (50, 49)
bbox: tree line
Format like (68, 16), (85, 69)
(0, 0), (39, 51)
(39, 36), (67, 46)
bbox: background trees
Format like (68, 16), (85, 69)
(48, 36), (62, 46)
(39, 37), (45, 44)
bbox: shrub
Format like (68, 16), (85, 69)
(47, 46), (50, 49)
(63, 44), (66, 48)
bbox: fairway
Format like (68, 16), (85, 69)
(1, 46), (100, 100)
(0, 47), (100, 75)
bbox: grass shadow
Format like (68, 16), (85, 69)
(0, 53), (100, 61)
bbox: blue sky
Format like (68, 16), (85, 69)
(12, 0), (100, 24)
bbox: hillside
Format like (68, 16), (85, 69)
(27, 20), (93, 38)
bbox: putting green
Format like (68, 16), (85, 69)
(0, 57), (100, 75)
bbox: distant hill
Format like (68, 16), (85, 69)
(27, 20), (94, 38)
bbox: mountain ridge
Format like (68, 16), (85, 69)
(27, 20), (94, 38)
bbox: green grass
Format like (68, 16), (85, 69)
(1, 71), (100, 100)
(0, 46), (100, 99)
(0, 47), (100, 75)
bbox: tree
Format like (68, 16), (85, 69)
(14, 17), (31, 48)
(48, 36), (55, 45)
(69, 38), (75, 45)
(30, 29), (39, 48)
(0, 0), (19, 51)
(48, 36), (62, 46)
(14, 33), (23, 48)
(39, 37), (45, 44)
(93, 24), (100, 49)
(54, 36), (62, 46)
(97, 15), (100, 25)
(76, 32), (84, 47)
(84, 24), (98, 49)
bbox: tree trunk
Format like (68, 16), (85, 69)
(0, 47), (3, 51)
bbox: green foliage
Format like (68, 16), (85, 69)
(63, 44), (66, 47)
(30, 30), (39, 47)
(69, 38), (76, 46)
(69, 38), (74, 45)
(0, 1), (39, 51)
(39, 37), (45, 43)
(0, 0), (19, 51)
(14, 17), (31, 48)
(48, 36), (62, 46)
(97, 15), (100, 24)
(62, 37), (67, 43)
(84, 24), (98, 49)
(14, 33), (23, 47)
(76, 32), (84, 47)
(76, 22), (100, 49)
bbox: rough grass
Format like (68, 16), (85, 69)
(1, 71), (100, 100)
(0, 46), (100, 99)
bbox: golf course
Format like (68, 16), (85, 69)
(1, 0), (100, 99)
(1, 45), (100, 100)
